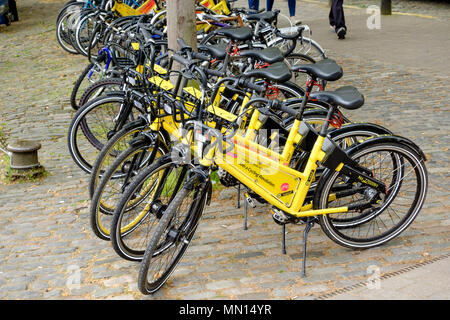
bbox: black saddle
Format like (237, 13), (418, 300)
(243, 62), (292, 83)
(247, 11), (278, 23)
(198, 43), (227, 60)
(214, 27), (253, 41)
(291, 58), (343, 81)
(240, 47), (284, 64)
(309, 86), (364, 110)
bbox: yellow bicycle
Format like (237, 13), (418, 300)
(132, 54), (428, 294)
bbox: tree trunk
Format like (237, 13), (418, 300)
(381, 0), (392, 15)
(166, 0), (197, 51)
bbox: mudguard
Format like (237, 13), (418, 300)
(343, 134), (426, 162)
(328, 122), (393, 139)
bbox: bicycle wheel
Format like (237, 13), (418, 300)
(293, 37), (327, 62)
(90, 136), (166, 240)
(70, 62), (115, 110)
(264, 80), (303, 102)
(56, 5), (83, 54)
(110, 153), (195, 261)
(316, 139), (428, 249)
(56, 0), (80, 24)
(88, 117), (149, 198)
(67, 93), (138, 174)
(137, 176), (209, 294)
(74, 11), (99, 57)
(78, 77), (124, 110)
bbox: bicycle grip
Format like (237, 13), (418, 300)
(172, 54), (190, 68)
(204, 68), (223, 77)
(152, 29), (165, 37)
(278, 104), (298, 116)
(245, 80), (266, 94)
(141, 28), (154, 43)
(276, 26), (304, 40)
(192, 51), (211, 62)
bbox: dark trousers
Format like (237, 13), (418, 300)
(329, 0), (346, 30)
(8, 0), (18, 21)
(248, 0), (296, 16)
(248, 0), (259, 10)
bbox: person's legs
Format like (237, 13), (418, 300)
(287, 0), (296, 17)
(248, 0), (260, 10)
(331, 0), (346, 30)
(329, 6), (335, 27)
(330, 0), (346, 38)
(266, 0), (300, 25)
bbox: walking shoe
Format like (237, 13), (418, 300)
(290, 16), (302, 26)
(336, 27), (346, 39)
(330, 25), (335, 31)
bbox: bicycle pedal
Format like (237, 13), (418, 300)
(244, 192), (256, 208)
(270, 208), (289, 225)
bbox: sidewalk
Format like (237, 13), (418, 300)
(324, 255), (450, 300)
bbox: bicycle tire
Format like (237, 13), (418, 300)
(70, 62), (95, 110)
(78, 77), (124, 110)
(67, 93), (137, 174)
(56, 7), (82, 54)
(74, 10), (98, 57)
(88, 117), (146, 198)
(316, 139), (428, 249)
(110, 154), (194, 261)
(137, 180), (208, 294)
(90, 137), (166, 240)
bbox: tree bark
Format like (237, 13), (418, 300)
(167, 0), (197, 51)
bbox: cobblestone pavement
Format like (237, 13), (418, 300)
(0, 0), (449, 300)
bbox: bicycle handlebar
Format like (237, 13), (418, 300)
(239, 78), (266, 94)
(276, 26), (305, 40)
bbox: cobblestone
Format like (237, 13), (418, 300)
(0, 0), (448, 300)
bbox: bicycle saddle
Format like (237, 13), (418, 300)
(246, 10), (278, 23)
(242, 62), (292, 83)
(214, 27), (253, 41)
(198, 43), (227, 60)
(291, 58), (343, 81)
(309, 85), (364, 110)
(240, 47), (284, 64)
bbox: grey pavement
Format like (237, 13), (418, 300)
(324, 255), (450, 299)
(0, 0), (449, 300)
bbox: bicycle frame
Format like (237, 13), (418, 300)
(198, 0), (230, 15)
(112, 0), (161, 17)
(189, 96), (387, 219)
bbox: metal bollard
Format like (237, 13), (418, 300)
(6, 139), (41, 170)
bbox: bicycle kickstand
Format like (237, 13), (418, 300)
(236, 183), (241, 209)
(243, 191), (256, 230)
(243, 196), (248, 230)
(282, 224), (287, 254)
(301, 218), (315, 278)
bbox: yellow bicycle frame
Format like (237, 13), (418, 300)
(196, 0), (231, 32)
(199, 0), (230, 15)
(112, 0), (162, 17)
(195, 105), (350, 218)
